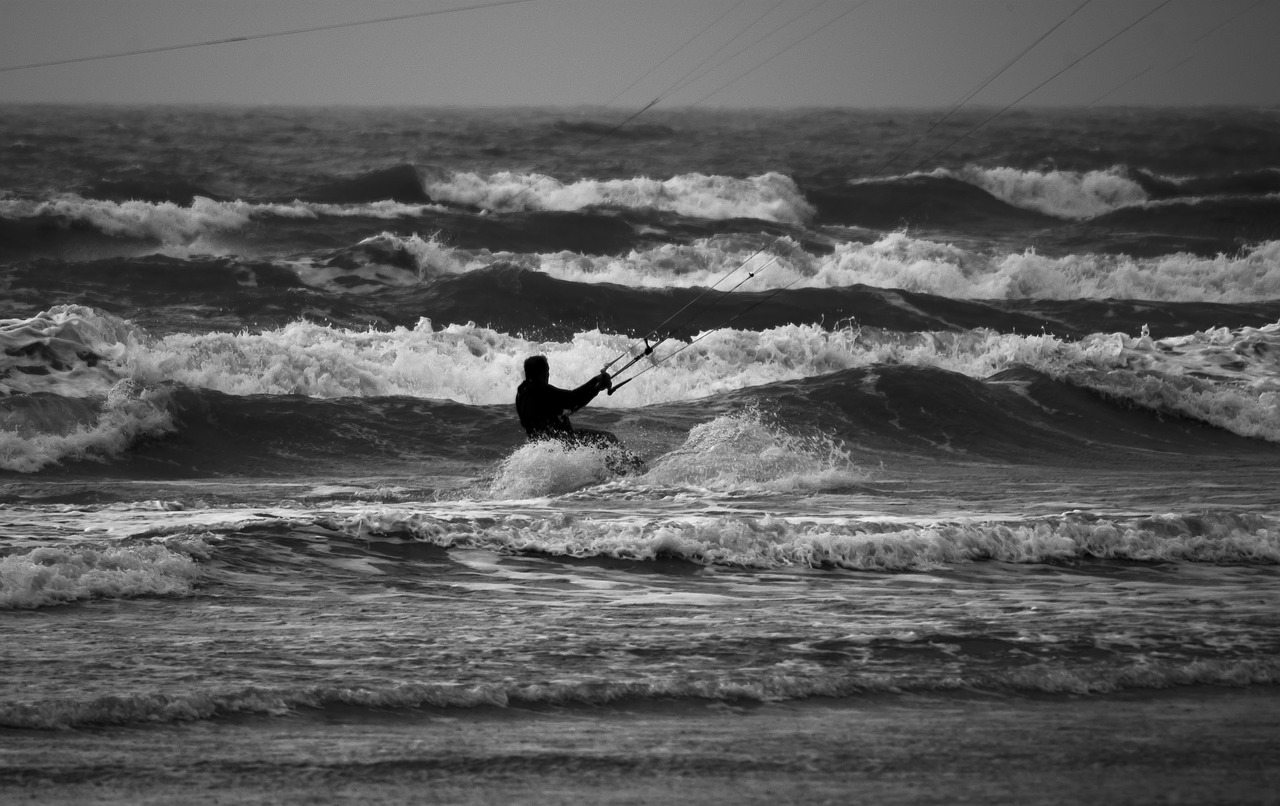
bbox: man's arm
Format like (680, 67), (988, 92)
(558, 372), (612, 413)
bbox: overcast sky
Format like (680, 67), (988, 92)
(1, 0), (1276, 107)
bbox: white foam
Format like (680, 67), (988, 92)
(848, 322), (1280, 442)
(533, 238), (806, 289)
(125, 319), (869, 404)
(1, 307), (178, 471)
(284, 231), (479, 293)
(937, 165), (1150, 219)
(128, 318), (544, 400)
(325, 232), (820, 292)
(1065, 324), (1280, 442)
(0, 537), (207, 609)
(14, 193), (1271, 304)
(346, 508), (1280, 570)
(0, 385), (177, 472)
(10, 303), (1280, 443)
(487, 440), (618, 498)
(422, 170), (815, 224)
(0, 196), (443, 248)
(482, 409), (863, 499)
(111, 313), (1280, 441)
(347, 231), (1280, 303)
(0, 304), (138, 397)
(6, 188), (1275, 306)
(820, 235), (1280, 303)
(0, 195), (251, 243)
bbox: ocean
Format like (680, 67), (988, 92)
(2, 104), (1279, 802)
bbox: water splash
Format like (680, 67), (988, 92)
(486, 439), (618, 498)
(645, 408), (865, 492)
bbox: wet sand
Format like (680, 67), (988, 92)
(3, 687), (1278, 805)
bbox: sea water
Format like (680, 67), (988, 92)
(2, 106), (1278, 753)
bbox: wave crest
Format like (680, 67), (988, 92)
(424, 171), (814, 224)
(0, 537), (208, 609)
(333, 231), (1280, 303)
(0, 195), (442, 251)
(943, 165), (1149, 219)
(0, 385), (177, 472)
(1, 304), (139, 397)
(349, 508), (1279, 570)
(1, 307), (179, 471)
(826, 235), (1280, 302)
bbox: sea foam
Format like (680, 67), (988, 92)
(285, 231), (480, 293)
(422, 170), (815, 224)
(940, 165), (1149, 219)
(1, 306), (176, 471)
(820, 234), (1280, 302)
(483, 408), (863, 499)
(0, 537), (207, 609)
(0, 304), (137, 397)
(0, 196), (443, 250)
(487, 439), (619, 498)
(347, 508), (1279, 570)
(642, 408), (865, 492)
(126, 319), (855, 403)
(346, 231), (1280, 303)
(9, 305), (1279, 446)
(0, 195), (251, 244)
(119, 315), (1280, 441)
(0, 384), (177, 472)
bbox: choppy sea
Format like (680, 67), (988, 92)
(2, 105), (1279, 740)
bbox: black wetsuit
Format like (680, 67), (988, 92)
(515, 374), (611, 444)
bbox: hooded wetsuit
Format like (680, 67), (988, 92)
(515, 374), (609, 441)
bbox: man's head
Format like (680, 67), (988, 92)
(523, 355), (550, 382)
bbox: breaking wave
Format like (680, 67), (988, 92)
(0, 195), (444, 249)
(941, 165), (1149, 219)
(348, 508), (1280, 570)
(0, 537), (208, 609)
(484, 409), (864, 498)
(5, 305), (1279, 448)
(311, 231), (1280, 303)
(422, 170), (815, 224)
(819, 234), (1280, 302)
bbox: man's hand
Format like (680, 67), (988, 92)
(594, 371), (613, 393)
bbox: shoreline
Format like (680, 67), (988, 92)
(3, 687), (1277, 805)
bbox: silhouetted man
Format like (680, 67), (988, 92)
(515, 355), (618, 448)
